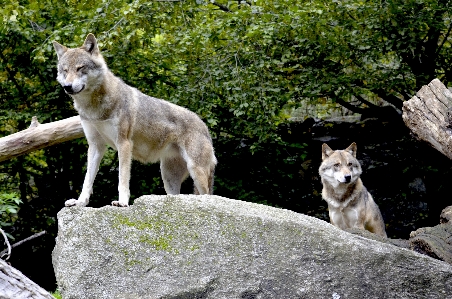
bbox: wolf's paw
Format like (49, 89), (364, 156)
(111, 201), (129, 207)
(65, 198), (87, 207)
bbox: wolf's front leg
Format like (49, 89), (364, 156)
(66, 142), (106, 207)
(112, 139), (132, 207)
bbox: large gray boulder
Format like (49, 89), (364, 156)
(53, 195), (452, 299)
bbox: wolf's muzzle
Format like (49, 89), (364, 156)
(63, 84), (74, 93)
(63, 84), (84, 95)
(344, 175), (351, 183)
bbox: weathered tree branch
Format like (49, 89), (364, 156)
(0, 258), (55, 299)
(374, 89), (404, 110)
(0, 231), (46, 258)
(0, 228), (11, 260)
(0, 116), (84, 163)
(402, 78), (452, 159)
(210, 1), (231, 12)
(334, 98), (368, 114)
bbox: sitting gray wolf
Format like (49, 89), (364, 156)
(318, 142), (387, 237)
(53, 33), (217, 207)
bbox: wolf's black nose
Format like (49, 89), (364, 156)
(63, 84), (73, 93)
(344, 175), (351, 183)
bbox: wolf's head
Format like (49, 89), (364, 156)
(319, 142), (363, 187)
(53, 33), (107, 96)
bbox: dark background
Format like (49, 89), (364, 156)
(6, 116), (452, 292)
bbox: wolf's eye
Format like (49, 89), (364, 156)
(348, 162), (353, 167)
(76, 66), (85, 72)
(334, 163), (340, 168)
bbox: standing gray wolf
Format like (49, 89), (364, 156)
(53, 33), (217, 207)
(318, 142), (387, 237)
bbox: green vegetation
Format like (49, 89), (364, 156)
(0, 192), (21, 239)
(139, 235), (173, 252)
(1, 1), (452, 290)
(51, 290), (62, 299)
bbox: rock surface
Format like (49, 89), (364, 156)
(344, 227), (410, 249)
(53, 195), (452, 299)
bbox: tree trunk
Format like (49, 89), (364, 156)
(409, 222), (452, 264)
(403, 79), (452, 264)
(0, 116), (84, 163)
(402, 78), (452, 159)
(0, 258), (55, 299)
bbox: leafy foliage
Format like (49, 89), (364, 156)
(0, 192), (21, 238)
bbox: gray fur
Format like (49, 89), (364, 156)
(53, 33), (217, 207)
(319, 142), (387, 237)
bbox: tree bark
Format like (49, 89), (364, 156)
(403, 80), (452, 264)
(402, 78), (452, 159)
(409, 222), (452, 264)
(0, 116), (84, 163)
(0, 258), (55, 299)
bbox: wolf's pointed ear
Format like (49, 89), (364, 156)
(53, 41), (68, 60)
(345, 142), (357, 157)
(82, 33), (99, 55)
(322, 143), (334, 160)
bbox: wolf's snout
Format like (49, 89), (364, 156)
(63, 84), (74, 93)
(344, 174), (351, 183)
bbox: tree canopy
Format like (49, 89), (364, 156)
(2, 0), (451, 144)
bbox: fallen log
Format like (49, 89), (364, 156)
(410, 222), (452, 264)
(402, 78), (452, 159)
(402, 79), (452, 264)
(0, 258), (54, 299)
(0, 115), (84, 162)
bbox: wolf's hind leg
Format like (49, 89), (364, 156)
(189, 166), (211, 195)
(365, 216), (387, 237)
(161, 155), (189, 195)
(181, 136), (217, 195)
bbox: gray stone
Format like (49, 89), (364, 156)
(53, 195), (452, 299)
(344, 227), (410, 249)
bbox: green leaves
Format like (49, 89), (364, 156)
(0, 192), (22, 230)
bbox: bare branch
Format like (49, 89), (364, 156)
(334, 98), (367, 114)
(0, 116), (84, 163)
(210, 1), (231, 12)
(0, 228), (11, 260)
(0, 231), (46, 258)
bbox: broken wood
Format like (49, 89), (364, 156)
(0, 116), (84, 162)
(409, 223), (452, 264)
(402, 78), (452, 160)
(440, 206), (452, 224)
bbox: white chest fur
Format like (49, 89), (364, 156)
(81, 118), (120, 150)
